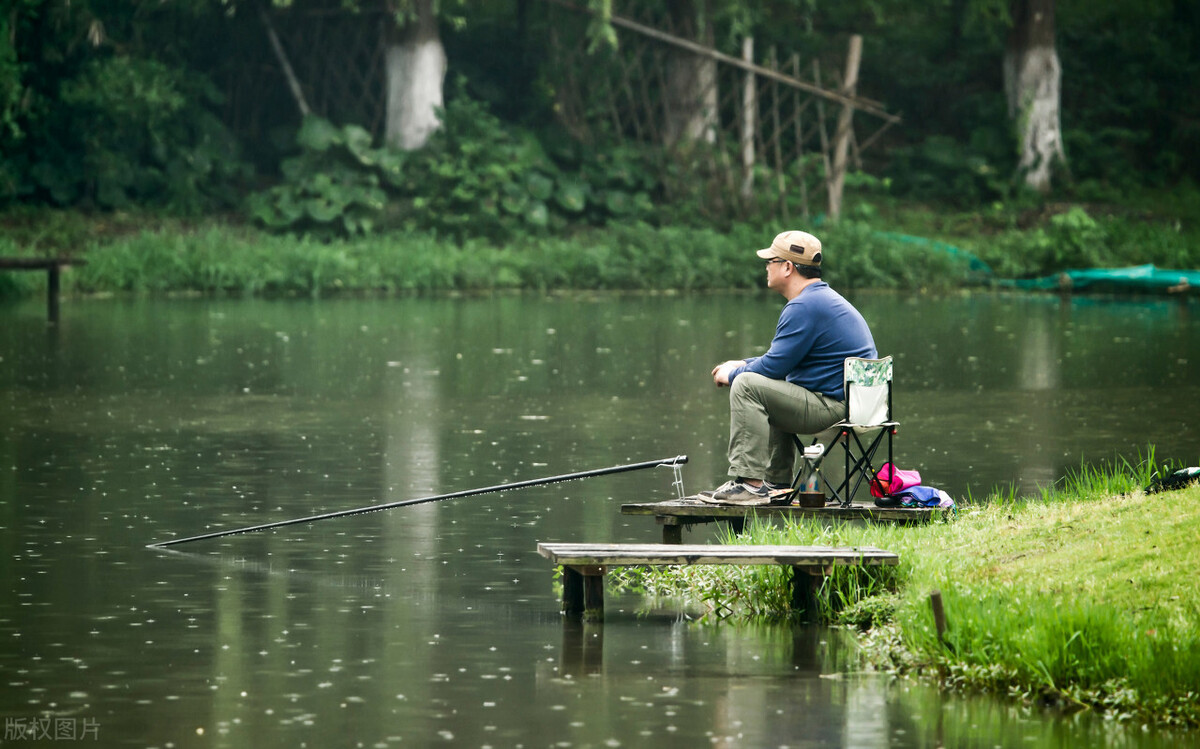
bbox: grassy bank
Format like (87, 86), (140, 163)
(612, 457), (1200, 728)
(2, 195), (1199, 297)
(0, 214), (978, 297)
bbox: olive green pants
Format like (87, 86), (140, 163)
(726, 372), (844, 483)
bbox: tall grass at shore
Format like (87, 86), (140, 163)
(613, 456), (1200, 726)
(4, 218), (982, 297)
(6, 197), (1200, 297)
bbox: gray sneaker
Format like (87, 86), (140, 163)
(699, 479), (771, 506)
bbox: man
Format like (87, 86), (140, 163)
(705, 230), (877, 505)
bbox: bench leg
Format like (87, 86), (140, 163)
(790, 567), (822, 623)
(562, 566), (606, 622)
(563, 567), (584, 616)
(662, 524), (682, 544)
(47, 265), (61, 324)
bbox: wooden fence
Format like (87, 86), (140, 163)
(244, 1), (900, 221)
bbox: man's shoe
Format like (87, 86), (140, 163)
(698, 479), (771, 506)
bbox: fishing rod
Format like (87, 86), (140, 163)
(148, 454), (688, 548)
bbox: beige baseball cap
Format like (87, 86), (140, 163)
(756, 230), (823, 267)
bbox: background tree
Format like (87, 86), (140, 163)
(385, 0), (446, 151)
(662, 0), (717, 147)
(1005, 0), (1066, 192)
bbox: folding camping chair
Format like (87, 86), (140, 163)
(791, 356), (897, 507)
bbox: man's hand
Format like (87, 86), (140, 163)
(711, 360), (743, 387)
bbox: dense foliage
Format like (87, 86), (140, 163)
(248, 90), (657, 239)
(2, 0), (1199, 291)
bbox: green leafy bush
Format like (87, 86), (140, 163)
(248, 85), (660, 239)
(886, 135), (1011, 206)
(29, 57), (245, 212)
(247, 117), (389, 237)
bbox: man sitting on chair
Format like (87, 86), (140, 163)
(705, 230), (877, 505)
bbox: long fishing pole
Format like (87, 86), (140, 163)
(148, 454), (688, 548)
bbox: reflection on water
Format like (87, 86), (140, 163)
(1, 293), (1197, 747)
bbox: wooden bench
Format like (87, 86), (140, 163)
(0, 257), (86, 322)
(621, 497), (945, 543)
(537, 542), (899, 623)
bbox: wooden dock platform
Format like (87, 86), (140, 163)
(621, 497), (946, 543)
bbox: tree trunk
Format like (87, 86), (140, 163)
(662, 0), (717, 147)
(739, 36), (755, 200)
(1004, 0), (1066, 193)
(384, 0), (446, 151)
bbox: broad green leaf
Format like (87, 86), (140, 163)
(343, 125), (375, 163)
(554, 179), (588, 213)
(526, 171), (554, 201)
(604, 189), (632, 215)
(297, 116), (343, 152)
(501, 185), (528, 215)
(306, 197), (342, 223)
(525, 201), (549, 227)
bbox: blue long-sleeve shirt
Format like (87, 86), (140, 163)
(728, 282), (877, 400)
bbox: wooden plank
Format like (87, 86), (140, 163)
(0, 258), (86, 270)
(537, 543), (897, 567)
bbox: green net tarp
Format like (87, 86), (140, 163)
(873, 231), (994, 276)
(999, 264), (1200, 293)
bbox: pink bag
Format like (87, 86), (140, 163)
(871, 462), (922, 498)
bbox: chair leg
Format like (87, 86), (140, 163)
(833, 427), (893, 507)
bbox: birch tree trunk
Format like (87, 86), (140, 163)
(662, 0), (717, 147)
(384, 0), (446, 151)
(739, 36), (755, 200)
(1004, 0), (1066, 193)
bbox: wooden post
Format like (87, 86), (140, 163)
(791, 567), (820, 623)
(740, 36), (756, 201)
(582, 569), (605, 622)
(812, 59), (832, 204)
(563, 566), (606, 621)
(769, 47), (787, 220)
(562, 566), (584, 616)
(930, 589), (947, 643)
(828, 34), (862, 221)
(258, 4), (311, 118)
(792, 55), (810, 218)
(662, 523), (683, 545)
(47, 263), (61, 324)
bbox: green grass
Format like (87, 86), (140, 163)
(612, 455), (1200, 727)
(3, 196), (1198, 297)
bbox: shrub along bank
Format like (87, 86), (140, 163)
(0, 216), (984, 298)
(4, 194), (1200, 299)
(612, 458), (1200, 728)
(3, 184), (1200, 301)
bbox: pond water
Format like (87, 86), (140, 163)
(2, 292), (1197, 748)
